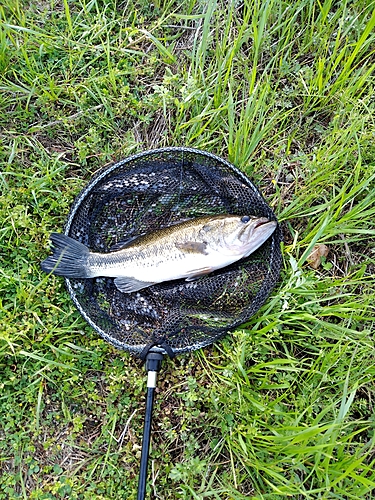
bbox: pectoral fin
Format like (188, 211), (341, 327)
(175, 241), (208, 254)
(114, 277), (156, 293)
(185, 267), (213, 281)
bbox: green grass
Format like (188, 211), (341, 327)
(1, 0), (375, 498)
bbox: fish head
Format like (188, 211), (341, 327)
(206, 215), (277, 257)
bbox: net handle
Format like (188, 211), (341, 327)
(137, 351), (164, 500)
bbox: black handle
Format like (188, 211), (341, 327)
(137, 386), (155, 500)
(137, 352), (163, 500)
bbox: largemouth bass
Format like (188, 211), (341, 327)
(41, 215), (277, 293)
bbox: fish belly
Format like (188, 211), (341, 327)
(88, 248), (235, 283)
(134, 250), (240, 282)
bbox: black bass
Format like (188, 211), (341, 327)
(41, 215), (277, 293)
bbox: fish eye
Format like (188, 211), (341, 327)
(241, 215), (251, 223)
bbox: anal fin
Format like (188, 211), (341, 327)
(114, 277), (156, 293)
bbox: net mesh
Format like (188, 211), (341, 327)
(64, 147), (282, 357)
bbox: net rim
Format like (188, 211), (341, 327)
(63, 147), (280, 356)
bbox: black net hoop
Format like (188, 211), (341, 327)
(64, 147), (282, 357)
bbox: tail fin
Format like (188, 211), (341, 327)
(41, 233), (90, 278)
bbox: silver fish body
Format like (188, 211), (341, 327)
(41, 215), (277, 293)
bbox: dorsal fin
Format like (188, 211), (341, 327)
(109, 235), (144, 252)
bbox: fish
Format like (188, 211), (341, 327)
(41, 215), (277, 293)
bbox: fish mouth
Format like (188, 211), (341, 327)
(253, 217), (275, 228)
(240, 218), (275, 239)
(236, 218), (277, 249)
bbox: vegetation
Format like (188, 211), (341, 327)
(1, 0), (375, 498)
